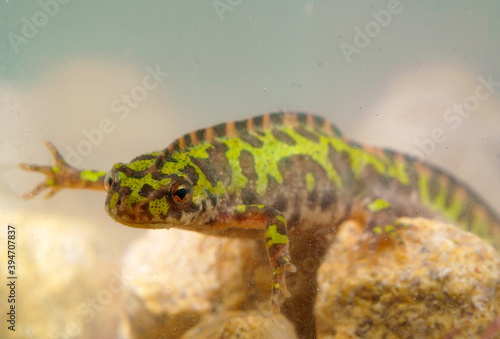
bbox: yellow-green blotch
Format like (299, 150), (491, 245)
(305, 172), (315, 193)
(417, 172), (466, 228)
(81, 170), (106, 183)
(118, 172), (170, 206)
(109, 192), (119, 209)
(126, 159), (157, 171)
(149, 196), (169, 216)
(221, 126), (345, 196)
(418, 173), (431, 205)
(160, 143), (223, 204)
(330, 139), (410, 185)
(368, 198), (391, 212)
(265, 224), (288, 248)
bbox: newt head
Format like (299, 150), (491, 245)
(104, 148), (219, 229)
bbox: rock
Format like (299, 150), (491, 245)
(315, 217), (500, 338)
(181, 311), (297, 339)
(119, 229), (267, 338)
(116, 217), (500, 338)
(0, 212), (118, 339)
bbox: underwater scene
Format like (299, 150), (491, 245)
(1, 1), (500, 338)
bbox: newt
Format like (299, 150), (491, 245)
(20, 112), (500, 312)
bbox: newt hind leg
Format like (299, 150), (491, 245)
(352, 196), (412, 251)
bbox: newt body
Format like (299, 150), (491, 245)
(21, 112), (500, 311)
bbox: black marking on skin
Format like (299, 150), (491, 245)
(404, 156), (420, 192)
(266, 243), (284, 260)
(130, 153), (159, 163)
(166, 199), (200, 221)
(307, 192), (317, 205)
(151, 185), (170, 200)
(180, 165), (201, 188)
(190, 156), (218, 187)
(213, 123), (227, 138)
(184, 134), (193, 147)
(117, 187), (132, 204)
(288, 212), (301, 229)
(125, 211), (137, 222)
(388, 154), (413, 195)
(138, 184), (155, 198)
(151, 171), (170, 181)
(152, 151), (170, 171)
(458, 198), (475, 230)
(272, 196), (288, 213)
(235, 119), (247, 132)
(262, 205), (280, 219)
(207, 190), (217, 208)
(270, 113), (284, 126)
(272, 129), (296, 146)
(320, 192), (337, 211)
(295, 126), (320, 143)
(170, 139), (181, 151)
(444, 177), (457, 209)
(241, 189), (259, 205)
(239, 150), (258, 182)
(297, 114), (307, 125)
(167, 207), (183, 221)
(206, 142), (232, 187)
(327, 143), (353, 190)
(312, 115), (324, 128)
(369, 165), (390, 189)
(239, 132), (264, 148)
(253, 116), (263, 129)
(427, 171), (441, 203)
(404, 153), (416, 166)
(111, 187), (124, 216)
(266, 174), (280, 194)
(195, 129), (206, 142)
(117, 165), (143, 179)
(332, 124), (343, 136)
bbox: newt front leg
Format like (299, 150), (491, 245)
(20, 142), (106, 199)
(234, 204), (297, 312)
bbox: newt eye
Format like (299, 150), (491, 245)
(171, 182), (192, 205)
(104, 172), (114, 192)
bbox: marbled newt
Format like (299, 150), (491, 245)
(20, 112), (500, 312)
